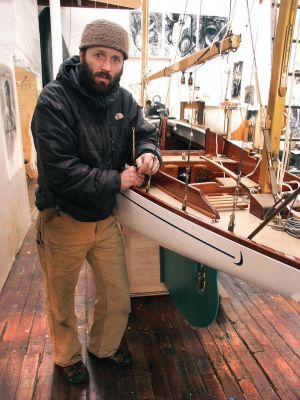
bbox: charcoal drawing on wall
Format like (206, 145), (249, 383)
(129, 11), (142, 56)
(148, 13), (163, 56)
(244, 85), (255, 105)
(232, 61), (243, 98)
(165, 13), (197, 58)
(198, 16), (228, 50)
(0, 63), (17, 165)
(289, 106), (300, 138)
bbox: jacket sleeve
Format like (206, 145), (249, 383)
(133, 104), (162, 163)
(32, 92), (121, 201)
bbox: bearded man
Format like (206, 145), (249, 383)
(31, 19), (160, 384)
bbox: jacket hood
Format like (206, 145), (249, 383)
(56, 55), (119, 110)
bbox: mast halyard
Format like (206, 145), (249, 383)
(259, 0), (298, 193)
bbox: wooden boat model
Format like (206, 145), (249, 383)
(116, 0), (300, 302)
(115, 150), (300, 302)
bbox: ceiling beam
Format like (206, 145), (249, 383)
(37, 0), (140, 9)
(93, 0), (140, 7)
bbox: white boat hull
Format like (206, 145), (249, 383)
(115, 189), (300, 302)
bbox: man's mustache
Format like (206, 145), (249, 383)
(94, 71), (112, 82)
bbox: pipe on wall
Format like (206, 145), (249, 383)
(49, 0), (63, 79)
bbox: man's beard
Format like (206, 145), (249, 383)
(79, 58), (122, 95)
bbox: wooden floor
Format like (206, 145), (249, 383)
(1, 181), (300, 399)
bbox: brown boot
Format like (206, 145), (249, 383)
(61, 361), (89, 384)
(88, 348), (132, 367)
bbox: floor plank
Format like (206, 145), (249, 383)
(1, 213), (300, 399)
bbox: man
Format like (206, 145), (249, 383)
(144, 99), (152, 117)
(31, 19), (160, 384)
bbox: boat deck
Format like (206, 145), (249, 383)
(0, 184), (300, 399)
(149, 186), (300, 259)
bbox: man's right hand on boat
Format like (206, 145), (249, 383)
(120, 166), (145, 191)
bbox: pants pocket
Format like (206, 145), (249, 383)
(36, 213), (43, 245)
(36, 208), (57, 245)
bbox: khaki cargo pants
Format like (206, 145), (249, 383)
(36, 208), (131, 367)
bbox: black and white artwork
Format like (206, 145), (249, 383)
(129, 11), (142, 56)
(148, 13), (163, 56)
(129, 12), (163, 57)
(198, 16), (228, 50)
(165, 13), (197, 58)
(231, 61), (243, 98)
(0, 62), (20, 178)
(244, 85), (255, 105)
(289, 106), (300, 138)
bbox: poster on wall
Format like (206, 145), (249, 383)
(198, 16), (228, 50)
(129, 11), (163, 57)
(165, 13), (196, 58)
(0, 62), (23, 180)
(244, 85), (255, 104)
(231, 61), (243, 99)
(289, 106), (300, 139)
(129, 11), (142, 56)
(148, 13), (163, 56)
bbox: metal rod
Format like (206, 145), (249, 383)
(248, 185), (300, 239)
(132, 127), (136, 164)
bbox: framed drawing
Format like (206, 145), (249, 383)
(232, 61), (243, 99)
(0, 62), (22, 179)
(165, 13), (197, 58)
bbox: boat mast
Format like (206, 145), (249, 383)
(259, 0), (298, 193)
(140, 0), (149, 106)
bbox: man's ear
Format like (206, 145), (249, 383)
(79, 50), (84, 62)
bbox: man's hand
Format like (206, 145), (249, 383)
(135, 153), (160, 175)
(120, 166), (145, 191)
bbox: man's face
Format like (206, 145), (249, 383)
(79, 46), (124, 95)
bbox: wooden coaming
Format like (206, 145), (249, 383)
(152, 171), (220, 219)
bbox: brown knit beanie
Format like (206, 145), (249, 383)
(79, 19), (129, 60)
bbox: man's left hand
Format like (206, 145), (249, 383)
(135, 153), (160, 175)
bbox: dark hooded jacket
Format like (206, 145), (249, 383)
(31, 56), (160, 222)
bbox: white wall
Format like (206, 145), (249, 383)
(0, 0), (41, 291)
(13, 0), (42, 76)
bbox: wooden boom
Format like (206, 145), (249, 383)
(143, 34), (241, 84)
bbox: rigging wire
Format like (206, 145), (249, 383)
(270, 188), (300, 239)
(223, 0), (236, 101)
(283, 218), (300, 238)
(229, 0), (264, 186)
(232, 0), (258, 175)
(199, 0), (202, 22)
(243, 0), (300, 208)
(218, 0), (242, 231)
(245, 0), (264, 110)
(182, 63), (198, 211)
(218, 0), (259, 231)
(163, 1), (190, 110)
(145, 0), (190, 193)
